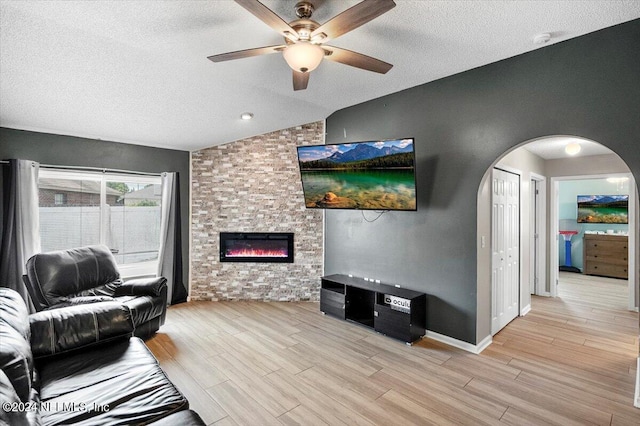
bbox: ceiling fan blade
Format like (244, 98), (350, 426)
(310, 0), (395, 43)
(235, 0), (299, 41)
(293, 71), (310, 91)
(323, 46), (392, 74)
(207, 45), (285, 62)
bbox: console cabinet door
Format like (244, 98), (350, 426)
(320, 288), (345, 319)
(374, 304), (411, 342)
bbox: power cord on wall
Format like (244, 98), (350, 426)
(361, 210), (389, 222)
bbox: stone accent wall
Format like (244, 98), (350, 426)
(190, 122), (324, 301)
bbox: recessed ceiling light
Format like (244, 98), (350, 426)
(564, 142), (581, 155)
(533, 33), (551, 45)
(240, 112), (254, 120)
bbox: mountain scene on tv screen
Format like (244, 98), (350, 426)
(297, 139), (416, 210)
(577, 195), (629, 224)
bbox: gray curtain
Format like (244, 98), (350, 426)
(0, 159), (41, 309)
(157, 172), (186, 305)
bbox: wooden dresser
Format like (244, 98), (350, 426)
(582, 233), (628, 279)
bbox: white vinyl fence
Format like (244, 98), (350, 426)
(40, 206), (161, 264)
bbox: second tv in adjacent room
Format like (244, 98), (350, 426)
(577, 194), (629, 224)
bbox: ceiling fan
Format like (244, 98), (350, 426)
(208, 0), (396, 91)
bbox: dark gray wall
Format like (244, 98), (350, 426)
(0, 127), (191, 290)
(324, 19), (640, 344)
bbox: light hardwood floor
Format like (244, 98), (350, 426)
(147, 274), (639, 425)
(557, 271), (630, 311)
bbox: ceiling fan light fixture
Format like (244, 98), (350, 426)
(283, 42), (324, 73)
(564, 142), (581, 156)
(210, 0), (396, 91)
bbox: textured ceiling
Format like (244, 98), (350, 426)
(1, 1), (639, 151)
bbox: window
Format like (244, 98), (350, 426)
(38, 170), (162, 277)
(54, 193), (66, 205)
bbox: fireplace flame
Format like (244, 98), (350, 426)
(226, 248), (288, 258)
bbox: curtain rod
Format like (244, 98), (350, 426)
(1, 160), (161, 176)
(41, 164), (162, 176)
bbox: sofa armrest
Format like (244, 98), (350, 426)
(29, 301), (133, 359)
(115, 276), (167, 297)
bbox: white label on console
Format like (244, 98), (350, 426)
(384, 294), (411, 313)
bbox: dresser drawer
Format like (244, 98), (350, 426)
(584, 238), (628, 249)
(584, 255), (627, 266)
(584, 261), (628, 279)
(584, 240), (628, 258)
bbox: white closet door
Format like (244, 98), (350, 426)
(491, 168), (520, 335)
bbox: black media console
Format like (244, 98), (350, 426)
(320, 274), (427, 344)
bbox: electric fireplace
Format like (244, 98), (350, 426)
(220, 232), (294, 263)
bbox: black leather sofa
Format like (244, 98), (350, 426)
(23, 245), (167, 338)
(0, 287), (204, 425)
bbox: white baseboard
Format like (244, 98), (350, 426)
(635, 357), (640, 408)
(424, 331), (492, 354)
(520, 304), (531, 316)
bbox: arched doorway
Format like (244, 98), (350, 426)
(477, 135), (638, 339)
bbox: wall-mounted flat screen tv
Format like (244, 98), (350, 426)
(296, 138), (417, 211)
(577, 195), (628, 224)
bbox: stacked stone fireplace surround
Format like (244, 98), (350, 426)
(190, 122), (324, 301)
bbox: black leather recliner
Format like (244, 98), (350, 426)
(23, 245), (167, 338)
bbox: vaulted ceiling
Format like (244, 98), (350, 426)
(1, 1), (639, 151)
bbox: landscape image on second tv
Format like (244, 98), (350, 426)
(577, 194), (629, 224)
(296, 138), (417, 210)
